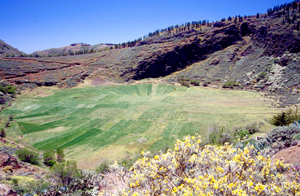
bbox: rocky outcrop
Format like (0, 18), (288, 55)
(0, 151), (20, 169)
(0, 184), (16, 196)
(131, 24), (241, 80)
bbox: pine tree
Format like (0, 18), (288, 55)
(293, 1), (297, 10)
(256, 13), (260, 18)
(239, 15), (243, 22)
(292, 14), (297, 23)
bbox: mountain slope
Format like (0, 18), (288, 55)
(1, 1), (300, 105)
(0, 40), (25, 57)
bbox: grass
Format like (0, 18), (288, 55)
(1, 84), (281, 169)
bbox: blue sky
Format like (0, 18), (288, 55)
(0, 0), (290, 54)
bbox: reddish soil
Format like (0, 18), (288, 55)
(274, 142), (300, 165)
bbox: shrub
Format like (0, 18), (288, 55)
(5, 121), (10, 128)
(43, 150), (56, 167)
(256, 72), (267, 82)
(49, 160), (81, 186)
(8, 115), (13, 121)
(96, 161), (110, 174)
(178, 81), (190, 87)
(108, 135), (300, 196)
(0, 83), (16, 96)
(222, 80), (240, 89)
(11, 178), (18, 186)
(178, 77), (191, 87)
(245, 122), (259, 134)
(6, 85), (16, 96)
(16, 149), (39, 165)
(202, 79), (211, 87)
(56, 148), (65, 163)
(178, 77), (190, 83)
(0, 128), (6, 139)
(208, 125), (234, 145)
(11, 178), (50, 195)
(270, 109), (300, 126)
(270, 111), (289, 126)
(190, 80), (200, 86)
(232, 126), (249, 142)
(231, 123), (259, 142)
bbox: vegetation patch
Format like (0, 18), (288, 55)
(222, 80), (241, 89)
(1, 84), (280, 169)
(106, 135), (300, 195)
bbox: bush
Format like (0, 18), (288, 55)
(245, 122), (259, 134)
(16, 149), (39, 165)
(43, 150), (56, 167)
(56, 148), (65, 163)
(232, 126), (249, 142)
(178, 77), (191, 87)
(208, 125), (234, 145)
(96, 161), (110, 174)
(6, 85), (16, 96)
(256, 72), (267, 82)
(270, 109), (300, 126)
(49, 160), (81, 186)
(0, 83), (16, 96)
(0, 128), (5, 139)
(202, 79), (211, 87)
(178, 77), (189, 83)
(222, 80), (240, 89)
(181, 81), (190, 87)
(5, 121), (10, 128)
(190, 80), (200, 86)
(11, 178), (18, 186)
(107, 135), (299, 195)
(11, 178), (50, 195)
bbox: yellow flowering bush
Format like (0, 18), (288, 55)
(99, 135), (300, 195)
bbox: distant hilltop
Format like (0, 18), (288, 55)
(31, 43), (114, 57)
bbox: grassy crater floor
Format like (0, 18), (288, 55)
(1, 84), (280, 169)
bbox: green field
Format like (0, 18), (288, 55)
(1, 84), (280, 169)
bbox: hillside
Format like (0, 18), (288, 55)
(0, 40), (25, 57)
(1, 1), (300, 105)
